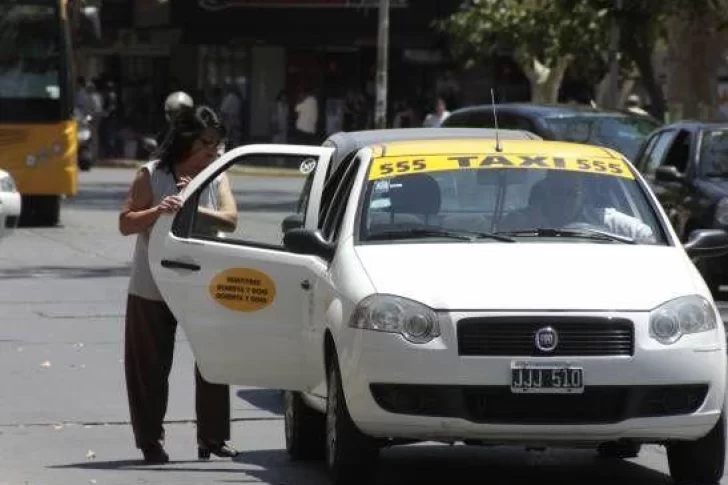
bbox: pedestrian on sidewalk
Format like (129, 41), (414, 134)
(118, 105), (239, 464)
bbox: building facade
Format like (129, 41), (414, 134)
(82, 0), (463, 145)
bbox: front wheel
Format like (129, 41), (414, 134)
(284, 390), (325, 461)
(19, 195), (61, 227)
(325, 360), (379, 485)
(667, 413), (726, 485)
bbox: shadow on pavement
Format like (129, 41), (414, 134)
(48, 445), (673, 485)
(0, 265), (130, 279)
(235, 388), (283, 415)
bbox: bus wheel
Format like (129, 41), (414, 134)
(20, 196), (61, 227)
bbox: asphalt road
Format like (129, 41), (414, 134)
(0, 167), (726, 485)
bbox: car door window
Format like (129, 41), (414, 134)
(498, 113), (537, 132)
(321, 155), (361, 242)
(179, 152), (325, 249)
(662, 130), (691, 174)
(318, 151), (356, 225)
(446, 110), (495, 128)
(643, 130), (677, 174)
(634, 133), (660, 172)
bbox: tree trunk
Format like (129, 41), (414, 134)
(666, 9), (726, 120)
(631, 44), (666, 121)
(514, 52), (572, 104)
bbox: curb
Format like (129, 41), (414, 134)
(93, 159), (304, 177)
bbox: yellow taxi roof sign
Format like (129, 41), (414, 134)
(372, 139), (621, 159)
(366, 139), (635, 181)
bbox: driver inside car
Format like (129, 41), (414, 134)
(499, 170), (656, 244)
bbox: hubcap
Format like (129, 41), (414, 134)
(326, 376), (337, 469)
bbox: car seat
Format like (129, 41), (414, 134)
(367, 173), (442, 233)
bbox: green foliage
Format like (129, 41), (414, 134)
(439, 0), (611, 68)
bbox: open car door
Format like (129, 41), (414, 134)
(148, 144), (334, 390)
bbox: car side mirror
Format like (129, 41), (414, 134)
(283, 228), (335, 261)
(684, 229), (728, 259)
(655, 165), (684, 183)
(281, 213), (304, 233)
(142, 137), (158, 154)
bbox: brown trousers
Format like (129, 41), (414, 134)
(124, 294), (230, 450)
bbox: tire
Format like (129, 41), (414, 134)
(284, 390), (325, 461)
(325, 359), (379, 485)
(667, 413), (726, 485)
(19, 195), (61, 227)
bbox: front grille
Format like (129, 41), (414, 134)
(0, 129), (28, 147)
(370, 384), (709, 425)
(458, 316), (634, 357)
(464, 386), (629, 424)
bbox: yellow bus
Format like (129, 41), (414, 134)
(0, 0), (77, 226)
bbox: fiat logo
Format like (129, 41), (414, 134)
(535, 326), (558, 352)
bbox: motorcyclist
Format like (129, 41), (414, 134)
(499, 170), (656, 244)
(150, 91), (195, 159)
(152, 91), (225, 159)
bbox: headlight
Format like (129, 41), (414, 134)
(349, 294), (440, 344)
(0, 175), (16, 192)
(649, 295), (718, 344)
(77, 129), (91, 142)
(715, 197), (728, 226)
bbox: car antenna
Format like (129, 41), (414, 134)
(491, 88), (503, 152)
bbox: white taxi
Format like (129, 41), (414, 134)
(0, 169), (21, 240)
(149, 136), (728, 485)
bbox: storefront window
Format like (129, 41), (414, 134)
(198, 44), (249, 109)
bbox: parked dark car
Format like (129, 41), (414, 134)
(441, 103), (661, 161)
(632, 121), (728, 295)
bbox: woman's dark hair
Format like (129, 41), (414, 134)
(158, 105), (226, 172)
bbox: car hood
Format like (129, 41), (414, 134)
(354, 243), (698, 311)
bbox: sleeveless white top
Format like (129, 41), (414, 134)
(128, 160), (221, 301)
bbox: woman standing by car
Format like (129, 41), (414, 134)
(118, 105), (239, 464)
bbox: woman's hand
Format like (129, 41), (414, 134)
(176, 175), (193, 191)
(157, 195), (183, 213)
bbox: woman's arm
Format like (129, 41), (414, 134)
(195, 173), (238, 233)
(119, 169), (181, 235)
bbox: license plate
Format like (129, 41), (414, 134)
(510, 362), (584, 394)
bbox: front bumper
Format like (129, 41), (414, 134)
(0, 190), (21, 237)
(336, 311), (726, 444)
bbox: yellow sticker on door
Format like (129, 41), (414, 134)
(208, 268), (276, 312)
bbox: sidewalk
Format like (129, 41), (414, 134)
(94, 158), (305, 178)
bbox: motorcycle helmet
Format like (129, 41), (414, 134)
(164, 91), (194, 122)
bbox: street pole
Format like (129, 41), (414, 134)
(375, 0), (389, 129)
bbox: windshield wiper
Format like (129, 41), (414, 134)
(368, 228), (516, 242)
(704, 172), (728, 178)
(496, 227), (636, 244)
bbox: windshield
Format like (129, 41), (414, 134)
(699, 128), (728, 177)
(0, 2), (69, 122)
(543, 115), (659, 161)
(358, 151), (667, 246)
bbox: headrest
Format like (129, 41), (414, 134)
(389, 173), (441, 215)
(528, 178), (551, 206)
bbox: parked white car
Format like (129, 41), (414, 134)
(149, 132), (728, 485)
(0, 169), (20, 240)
